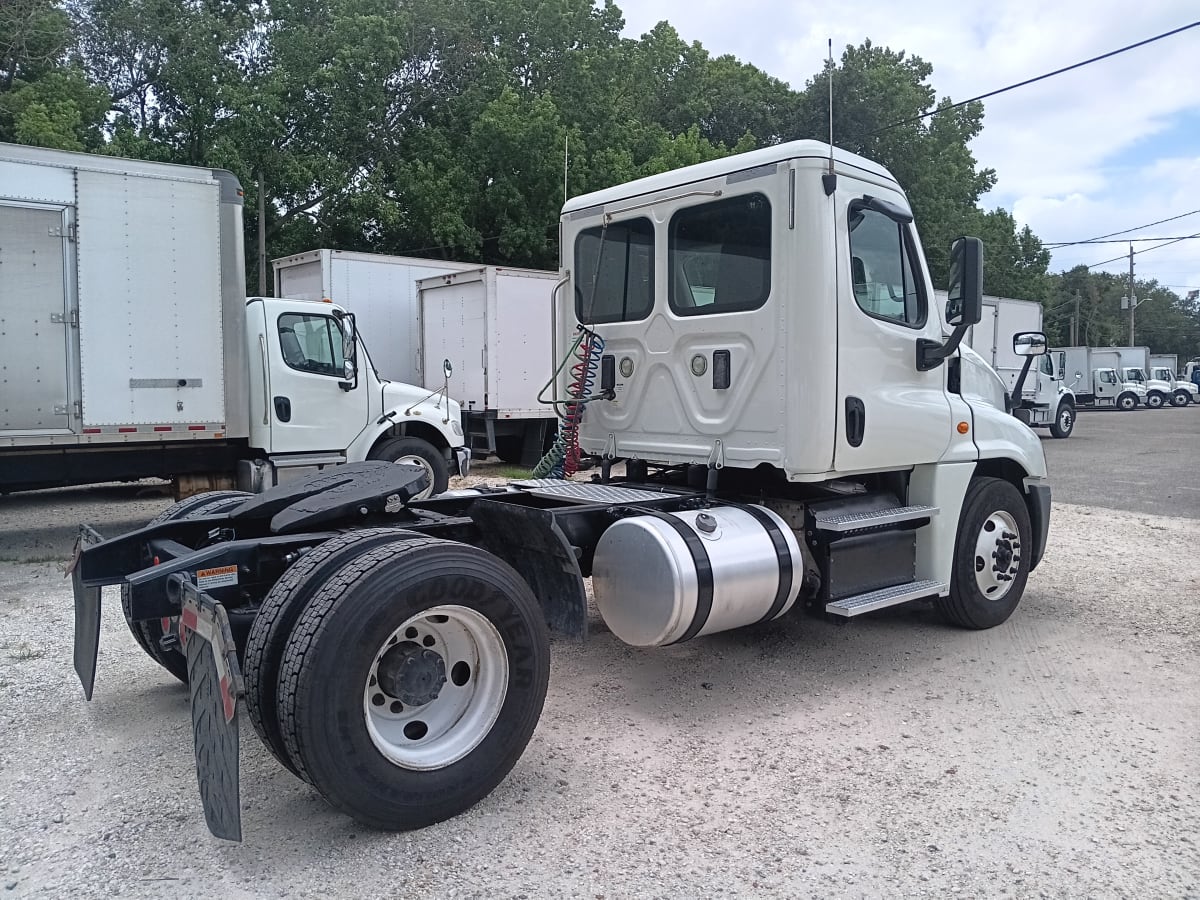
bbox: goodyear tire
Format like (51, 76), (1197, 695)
(367, 437), (449, 499)
(123, 490), (251, 683)
(275, 537), (550, 830)
(936, 477), (1032, 630)
(243, 527), (420, 778)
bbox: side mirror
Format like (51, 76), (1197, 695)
(343, 359), (356, 381)
(945, 237), (983, 327)
(443, 359), (453, 380)
(1013, 331), (1047, 357)
(340, 315), (356, 362)
(336, 311), (358, 392)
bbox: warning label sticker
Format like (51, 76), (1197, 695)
(196, 565), (238, 590)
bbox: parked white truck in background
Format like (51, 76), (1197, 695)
(274, 251), (559, 464)
(1145, 352), (1196, 406)
(952, 291), (1075, 437)
(1054, 346), (1147, 411)
(1097, 345), (1186, 409)
(416, 266), (559, 465)
(0, 142), (467, 495)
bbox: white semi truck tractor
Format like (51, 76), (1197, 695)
(71, 140), (1052, 841)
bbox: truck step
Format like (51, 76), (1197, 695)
(825, 579), (945, 617)
(813, 504), (937, 534)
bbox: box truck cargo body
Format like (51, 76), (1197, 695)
(272, 250), (475, 386)
(0, 143), (466, 494)
(417, 266), (559, 464)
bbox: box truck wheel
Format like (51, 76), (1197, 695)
(275, 536), (550, 830)
(1171, 390), (1190, 408)
(1146, 391), (1166, 409)
(1117, 392), (1138, 411)
(1049, 401), (1074, 439)
(368, 437), (448, 498)
(937, 477), (1032, 630)
(243, 527), (421, 779)
(123, 490), (252, 682)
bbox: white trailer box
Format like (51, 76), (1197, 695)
(272, 250), (475, 386)
(954, 292), (1044, 391)
(417, 266), (559, 463)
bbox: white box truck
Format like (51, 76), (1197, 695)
(1099, 346), (1189, 408)
(0, 142), (467, 495)
(272, 249), (476, 387)
(1054, 346), (1147, 410)
(417, 266), (559, 465)
(953, 292), (1076, 437)
(75, 139), (1053, 841)
(1149, 353), (1198, 404)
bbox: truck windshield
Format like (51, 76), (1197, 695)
(575, 217), (654, 324)
(1123, 368), (1145, 383)
(1152, 368), (1171, 381)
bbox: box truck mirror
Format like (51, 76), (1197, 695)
(443, 359), (453, 379)
(945, 237), (983, 327)
(1012, 331), (1047, 357)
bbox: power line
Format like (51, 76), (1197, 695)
(1047, 236), (1200, 246)
(1085, 232), (1200, 269)
(1050, 208), (1200, 246)
(868, 21), (1200, 135)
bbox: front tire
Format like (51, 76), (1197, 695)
(1117, 392), (1138, 411)
(937, 477), (1032, 630)
(1172, 391), (1190, 408)
(1049, 402), (1075, 438)
(368, 437), (449, 498)
(1146, 391), (1166, 409)
(276, 537), (550, 830)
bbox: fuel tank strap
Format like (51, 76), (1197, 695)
(728, 503), (794, 624)
(625, 509), (715, 643)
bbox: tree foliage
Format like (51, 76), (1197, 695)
(7, 0), (1195, 356)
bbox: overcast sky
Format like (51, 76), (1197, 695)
(618, 2), (1200, 300)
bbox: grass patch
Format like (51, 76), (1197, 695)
(494, 466), (534, 480)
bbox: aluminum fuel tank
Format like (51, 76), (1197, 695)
(592, 505), (802, 647)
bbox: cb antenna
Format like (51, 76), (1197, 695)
(823, 39), (837, 196)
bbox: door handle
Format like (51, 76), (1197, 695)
(273, 396), (292, 422)
(845, 396), (865, 447)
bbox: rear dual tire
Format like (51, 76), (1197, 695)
(246, 534), (550, 830)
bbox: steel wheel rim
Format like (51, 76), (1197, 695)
(1148, 394), (1162, 408)
(363, 604), (508, 771)
(1059, 407), (1073, 432)
(1120, 395), (1135, 410)
(394, 454), (435, 500)
(972, 510), (1021, 601)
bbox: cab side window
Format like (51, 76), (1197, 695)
(848, 203), (926, 327)
(1039, 355), (1054, 376)
(278, 313), (345, 377)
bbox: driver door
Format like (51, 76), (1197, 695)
(257, 301), (369, 453)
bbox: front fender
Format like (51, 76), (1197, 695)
(346, 405), (465, 463)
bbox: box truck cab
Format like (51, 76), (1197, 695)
(1056, 347), (1146, 410)
(1148, 364), (1197, 405)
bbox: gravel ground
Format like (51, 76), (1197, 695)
(0, 469), (1198, 899)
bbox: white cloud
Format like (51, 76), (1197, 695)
(618, 1), (1200, 295)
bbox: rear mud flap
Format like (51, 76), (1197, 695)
(68, 525), (105, 700)
(179, 581), (245, 842)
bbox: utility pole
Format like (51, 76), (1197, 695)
(258, 170), (267, 296)
(1071, 290), (1080, 345)
(1128, 242), (1135, 346)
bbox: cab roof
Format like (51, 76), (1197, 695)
(561, 140), (899, 216)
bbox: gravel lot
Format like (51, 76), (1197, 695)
(1, 451), (1198, 899)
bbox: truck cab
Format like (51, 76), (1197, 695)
(1148, 366), (1196, 406)
(1119, 367), (1174, 409)
(241, 296), (468, 495)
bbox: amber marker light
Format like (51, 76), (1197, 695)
(957, 421), (970, 434)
